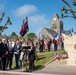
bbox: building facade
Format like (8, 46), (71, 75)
(50, 13), (63, 35)
(39, 13), (63, 39)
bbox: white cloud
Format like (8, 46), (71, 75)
(29, 15), (49, 35)
(0, 3), (4, 11)
(15, 4), (37, 17)
(29, 15), (49, 26)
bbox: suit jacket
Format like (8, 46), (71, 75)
(13, 43), (22, 54)
(0, 43), (4, 57)
(29, 47), (36, 61)
(0, 42), (8, 57)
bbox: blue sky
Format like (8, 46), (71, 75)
(0, 0), (76, 36)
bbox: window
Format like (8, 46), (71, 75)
(52, 23), (57, 29)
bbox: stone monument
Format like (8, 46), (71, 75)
(61, 0), (76, 65)
(63, 34), (76, 65)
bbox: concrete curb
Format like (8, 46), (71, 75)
(0, 71), (57, 75)
(38, 58), (56, 70)
(44, 58), (56, 66)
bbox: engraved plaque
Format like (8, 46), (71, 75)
(74, 44), (76, 50)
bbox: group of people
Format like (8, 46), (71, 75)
(0, 35), (64, 72)
(0, 37), (36, 72)
(39, 35), (64, 52)
(39, 37), (52, 52)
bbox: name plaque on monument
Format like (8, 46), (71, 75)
(63, 34), (76, 65)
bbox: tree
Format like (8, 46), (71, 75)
(11, 32), (17, 36)
(10, 32), (18, 40)
(0, 12), (12, 34)
(61, 0), (76, 19)
(26, 32), (35, 39)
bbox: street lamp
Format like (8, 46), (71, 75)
(61, 0), (76, 19)
(0, 12), (12, 34)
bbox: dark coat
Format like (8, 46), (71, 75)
(0, 43), (8, 57)
(29, 47), (36, 61)
(0, 43), (4, 57)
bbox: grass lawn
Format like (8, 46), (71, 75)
(34, 50), (64, 70)
(12, 50), (65, 70)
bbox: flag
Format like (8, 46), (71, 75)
(20, 19), (25, 34)
(55, 33), (59, 39)
(55, 33), (59, 44)
(20, 17), (29, 37)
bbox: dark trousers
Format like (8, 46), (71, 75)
(48, 44), (50, 51)
(61, 43), (64, 50)
(7, 54), (13, 69)
(54, 43), (58, 51)
(0, 57), (2, 70)
(2, 57), (7, 70)
(29, 60), (34, 72)
(15, 54), (19, 68)
(40, 45), (43, 52)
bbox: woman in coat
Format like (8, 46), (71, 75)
(20, 38), (29, 72)
(29, 41), (36, 72)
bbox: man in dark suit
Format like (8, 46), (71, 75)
(7, 41), (14, 69)
(13, 39), (21, 69)
(0, 42), (5, 70)
(1, 38), (8, 70)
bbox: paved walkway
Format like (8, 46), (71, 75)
(34, 59), (76, 75)
(1, 59), (76, 75)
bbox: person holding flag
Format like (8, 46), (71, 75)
(20, 17), (29, 37)
(55, 33), (59, 45)
(53, 33), (59, 51)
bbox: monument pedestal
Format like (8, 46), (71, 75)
(63, 34), (76, 65)
(67, 51), (76, 65)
